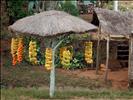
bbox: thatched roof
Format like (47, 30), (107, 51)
(92, 8), (133, 37)
(8, 10), (97, 37)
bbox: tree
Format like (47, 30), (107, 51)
(58, 1), (79, 16)
(28, 0), (60, 13)
(6, 0), (29, 24)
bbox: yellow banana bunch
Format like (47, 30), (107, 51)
(60, 47), (67, 60)
(11, 38), (18, 55)
(11, 38), (19, 65)
(29, 41), (37, 64)
(61, 49), (72, 68)
(45, 48), (52, 70)
(84, 42), (93, 63)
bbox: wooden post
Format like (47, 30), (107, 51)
(128, 35), (133, 88)
(49, 39), (64, 97)
(96, 33), (100, 74)
(96, 26), (101, 74)
(104, 36), (110, 81)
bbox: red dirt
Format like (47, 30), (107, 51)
(57, 68), (128, 90)
(108, 68), (128, 89)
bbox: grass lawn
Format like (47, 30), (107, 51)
(1, 87), (133, 100)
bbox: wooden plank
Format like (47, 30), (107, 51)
(117, 44), (129, 46)
(104, 36), (110, 81)
(117, 50), (129, 52)
(117, 55), (129, 57)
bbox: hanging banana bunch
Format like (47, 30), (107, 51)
(45, 48), (52, 70)
(60, 46), (73, 62)
(17, 38), (24, 63)
(84, 41), (93, 63)
(61, 49), (72, 69)
(29, 41), (38, 64)
(11, 38), (18, 65)
(60, 47), (67, 61)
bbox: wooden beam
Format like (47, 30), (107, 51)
(128, 36), (133, 88)
(104, 36), (110, 81)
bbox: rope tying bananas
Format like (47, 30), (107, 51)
(17, 38), (23, 63)
(29, 41), (38, 64)
(11, 38), (18, 65)
(45, 48), (52, 70)
(84, 42), (93, 64)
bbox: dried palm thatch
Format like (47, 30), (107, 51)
(94, 8), (133, 37)
(8, 10), (97, 37)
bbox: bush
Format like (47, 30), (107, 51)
(70, 51), (85, 69)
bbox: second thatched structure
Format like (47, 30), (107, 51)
(91, 8), (133, 87)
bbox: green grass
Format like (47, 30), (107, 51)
(1, 66), (133, 99)
(1, 87), (133, 100)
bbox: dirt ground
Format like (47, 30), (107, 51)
(57, 68), (128, 90)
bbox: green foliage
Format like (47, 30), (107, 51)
(58, 1), (79, 16)
(70, 51), (85, 69)
(103, 1), (113, 10)
(7, 0), (29, 21)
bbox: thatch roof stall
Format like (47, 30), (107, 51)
(93, 8), (133, 38)
(8, 10), (97, 97)
(92, 8), (133, 82)
(8, 10), (97, 37)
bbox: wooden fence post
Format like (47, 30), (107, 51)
(96, 34), (100, 74)
(128, 35), (133, 88)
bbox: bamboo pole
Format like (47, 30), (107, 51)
(49, 39), (64, 98)
(104, 36), (110, 81)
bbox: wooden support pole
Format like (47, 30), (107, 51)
(128, 35), (133, 88)
(49, 39), (64, 98)
(96, 34), (100, 74)
(96, 26), (101, 74)
(104, 36), (110, 81)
